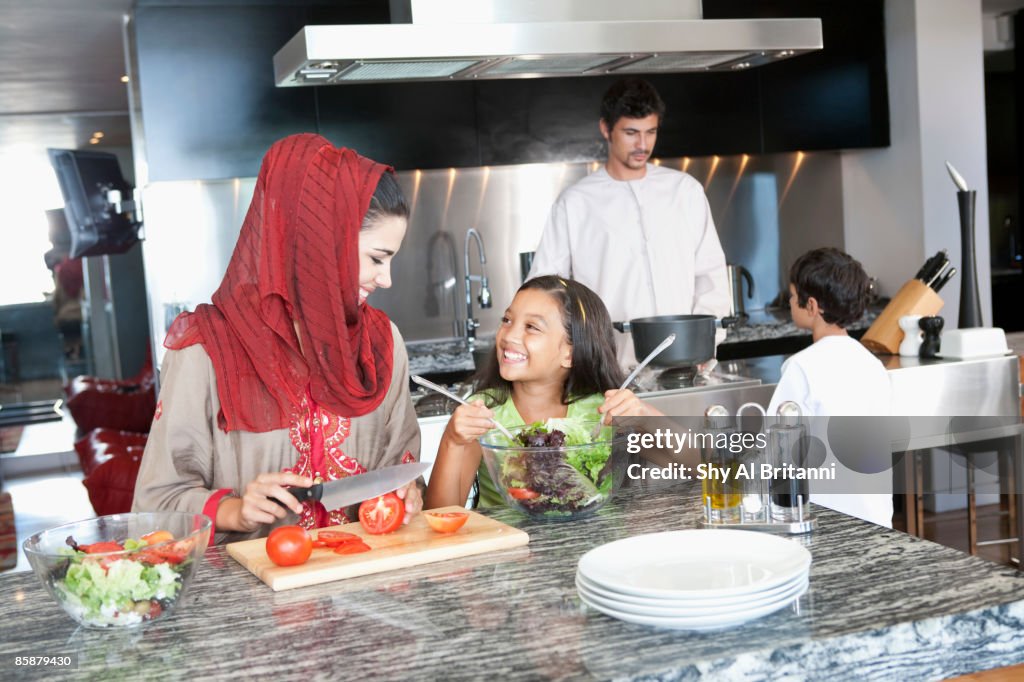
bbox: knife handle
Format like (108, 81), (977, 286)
(271, 484), (322, 508)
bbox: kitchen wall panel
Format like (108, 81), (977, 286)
(141, 150), (846, 366)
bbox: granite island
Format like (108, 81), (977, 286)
(3, 480), (1024, 680)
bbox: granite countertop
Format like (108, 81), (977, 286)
(4, 482), (1024, 680)
(722, 307), (879, 344)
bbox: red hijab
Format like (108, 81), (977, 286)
(166, 134), (396, 432)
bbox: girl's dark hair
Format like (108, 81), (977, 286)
(474, 276), (625, 408)
(361, 170), (409, 230)
(789, 247), (870, 328)
(600, 77), (666, 129)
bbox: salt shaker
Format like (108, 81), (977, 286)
(898, 315), (924, 357)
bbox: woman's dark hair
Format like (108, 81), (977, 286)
(600, 77), (666, 129)
(789, 247), (870, 328)
(361, 170), (409, 229)
(473, 276), (625, 408)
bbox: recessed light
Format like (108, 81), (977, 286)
(120, 75), (129, 83)
(93, 132), (104, 139)
(89, 138), (100, 145)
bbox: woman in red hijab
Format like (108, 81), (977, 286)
(133, 134), (422, 544)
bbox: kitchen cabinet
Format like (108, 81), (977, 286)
(704, 0), (890, 152)
(134, 1), (889, 181)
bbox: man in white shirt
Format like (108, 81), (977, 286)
(528, 78), (730, 368)
(767, 248), (893, 527)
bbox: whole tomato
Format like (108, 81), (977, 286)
(358, 493), (404, 535)
(266, 525), (313, 567)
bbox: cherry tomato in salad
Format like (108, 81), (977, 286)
(506, 487), (540, 501)
(423, 511), (469, 534)
(358, 493), (404, 535)
(141, 530), (175, 546)
(80, 541), (124, 554)
(266, 525), (313, 567)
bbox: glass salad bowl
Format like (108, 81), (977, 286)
(479, 419), (628, 520)
(22, 512), (212, 629)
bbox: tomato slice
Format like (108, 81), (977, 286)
(358, 493), (404, 535)
(507, 487), (540, 500)
(423, 512), (469, 534)
(141, 530), (175, 546)
(315, 531), (361, 548)
(80, 541), (124, 554)
(333, 541), (372, 555)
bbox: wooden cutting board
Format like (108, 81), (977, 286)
(226, 507), (529, 591)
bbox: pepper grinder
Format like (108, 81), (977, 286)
(919, 316), (944, 358)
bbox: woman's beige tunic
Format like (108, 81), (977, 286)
(132, 322), (420, 545)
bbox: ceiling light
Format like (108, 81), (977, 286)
(120, 75), (129, 83)
(93, 132), (104, 139)
(89, 138), (100, 145)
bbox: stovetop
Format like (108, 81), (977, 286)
(630, 362), (761, 398)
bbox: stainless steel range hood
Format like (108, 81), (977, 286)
(273, 0), (823, 87)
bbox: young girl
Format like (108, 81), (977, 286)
(424, 276), (661, 509)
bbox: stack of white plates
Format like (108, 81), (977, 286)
(576, 529), (811, 631)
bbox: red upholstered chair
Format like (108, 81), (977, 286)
(82, 446), (145, 517)
(64, 353), (157, 434)
(74, 428), (149, 477)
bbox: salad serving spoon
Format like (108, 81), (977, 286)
(411, 375), (516, 441)
(591, 333), (677, 440)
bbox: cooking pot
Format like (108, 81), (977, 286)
(613, 315), (736, 368)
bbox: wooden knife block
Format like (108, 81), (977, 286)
(861, 279), (944, 355)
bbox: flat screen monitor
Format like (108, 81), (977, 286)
(47, 148), (139, 258)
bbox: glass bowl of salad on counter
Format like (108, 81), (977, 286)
(479, 418), (628, 520)
(22, 512), (212, 629)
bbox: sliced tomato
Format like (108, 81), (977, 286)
(80, 541), (124, 554)
(316, 530), (360, 546)
(266, 525), (313, 567)
(141, 530), (175, 546)
(423, 511), (469, 534)
(333, 540), (372, 555)
(506, 487), (540, 501)
(358, 493), (404, 535)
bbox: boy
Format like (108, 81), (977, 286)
(768, 248), (893, 527)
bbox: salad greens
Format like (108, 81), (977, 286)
(500, 417), (616, 517)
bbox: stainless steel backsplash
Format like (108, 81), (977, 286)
(140, 152), (844, 366)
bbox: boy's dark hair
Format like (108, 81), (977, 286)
(474, 275), (625, 408)
(789, 248), (870, 328)
(600, 77), (666, 130)
(361, 170), (409, 229)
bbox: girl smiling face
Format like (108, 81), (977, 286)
(496, 288), (572, 385)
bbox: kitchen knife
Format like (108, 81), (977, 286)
(933, 267), (957, 293)
(921, 250), (949, 285)
(914, 253), (941, 281)
(273, 461), (429, 510)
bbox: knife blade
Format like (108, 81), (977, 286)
(273, 461), (429, 510)
(921, 250), (949, 285)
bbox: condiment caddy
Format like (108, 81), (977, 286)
(699, 402), (817, 535)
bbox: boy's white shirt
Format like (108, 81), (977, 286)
(768, 335), (894, 528)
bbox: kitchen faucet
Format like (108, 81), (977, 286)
(425, 230), (460, 337)
(462, 227), (492, 347)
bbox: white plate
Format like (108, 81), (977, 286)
(576, 575), (809, 618)
(574, 570), (807, 608)
(577, 529), (812, 599)
(578, 580), (808, 631)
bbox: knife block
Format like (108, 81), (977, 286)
(861, 279), (945, 354)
